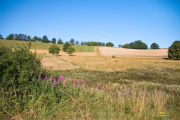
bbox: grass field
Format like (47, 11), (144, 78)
(1, 40), (180, 119)
(0, 39), (94, 52)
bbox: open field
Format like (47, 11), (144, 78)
(99, 47), (168, 58)
(0, 39), (94, 52)
(1, 41), (180, 119)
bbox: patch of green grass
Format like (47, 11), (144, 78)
(0, 39), (94, 52)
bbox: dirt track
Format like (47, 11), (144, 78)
(99, 47), (168, 58)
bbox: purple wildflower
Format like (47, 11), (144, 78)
(97, 87), (100, 91)
(78, 79), (81, 84)
(83, 86), (85, 89)
(73, 81), (76, 85)
(57, 81), (59, 84)
(67, 77), (69, 81)
(53, 81), (56, 86)
(84, 84), (86, 87)
(58, 76), (61, 80)
(127, 90), (129, 94)
(107, 86), (110, 90)
(45, 75), (47, 79)
(61, 76), (64, 81)
(93, 87), (95, 90)
(50, 76), (53, 81)
(38, 73), (41, 78)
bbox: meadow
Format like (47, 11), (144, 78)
(0, 40), (179, 119)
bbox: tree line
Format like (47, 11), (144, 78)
(0, 34), (115, 47)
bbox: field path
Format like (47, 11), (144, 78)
(99, 47), (168, 58)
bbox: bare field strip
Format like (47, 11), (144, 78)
(99, 47), (168, 58)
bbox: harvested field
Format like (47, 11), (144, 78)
(99, 47), (168, 58)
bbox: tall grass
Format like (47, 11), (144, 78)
(1, 75), (178, 119)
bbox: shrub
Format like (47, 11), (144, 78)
(67, 45), (75, 56)
(0, 41), (41, 90)
(168, 40), (180, 59)
(150, 43), (159, 49)
(63, 42), (71, 52)
(49, 44), (60, 55)
(122, 44), (130, 48)
(112, 55), (116, 58)
(106, 42), (114, 47)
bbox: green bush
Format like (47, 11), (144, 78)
(0, 41), (41, 90)
(49, 44), (60, 55)
(67, 45), (75, 56)
(112, 55), (116, 58)
(63, 42), (71, 52)
(168, 40), (180, 59)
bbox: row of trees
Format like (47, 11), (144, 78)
(49, 42), (75, 56)
(119, 40), (159, 49)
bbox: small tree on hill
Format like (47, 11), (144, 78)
(168, 40), (180, 59)
(122, 44), (130, 48)
(49, 44), (60, 55)
(52, 38), (56, 43)
(151, 43), (159, 49)
(70, 38), (74, 45)
(106, 42), (114, 47)
(63, 42), (71, 52)
(67, 46), (75, 56)
(33, 36), (38, 41)
(6, 34), (14, 40)
(57, 38), (63, 44)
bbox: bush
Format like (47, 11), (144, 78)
(122, 44), (130, 48)
(112, 55), (116, 58)
(150, 43), (159, 49)
(168, 40), (180, 59)
(49, 44), (60, 55)
(106, 42), (114, 47)
(67, 45), (75, 56)
(0, 41), (41, 90)
(63, 42), (71, 52)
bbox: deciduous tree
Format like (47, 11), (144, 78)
(67, 46), (75, 56)
(63, 42), (71, 52)
(150, 43), (159, 49)
(168, 40), (180, 59)
(52, 38), (56, 44)
(106, 42), (114, 47)
(49, 44), (60, 55)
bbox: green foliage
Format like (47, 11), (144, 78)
(70, 38), (74, 45)
(129, 40), (148, 49)
(6, 34), (14, 40)
(57, 38), (63, 44)
(63, 42), (71, 52)
(48, 44), (60, 55)
(122, 44), (130, 48)
(112, 55), (116, 58)
(67, 45), (75, 56)
(52, 38), (56, 43)
(106, 42), (114, 47)
(118, 44), (122, 48)
(168, 40), (180, 59)
(33, 36), (38, 41)
(0, 34), (4, 39)
(150, 42), (159, 49)
(42, 35), (49, 43)
(0, 41), (41, 90)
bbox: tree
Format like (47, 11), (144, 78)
(57, 38), (63, 44)
(168, 40), (180, 59)
(0, 34), (4, 39)
(102, 42), (105, 46)
(37, 37), (41, 41)
(33, 36), (38, 41)
(150, 43), (159, 49)
(70, 38), (74, 45)
(52, 38), (56, 44)
(122, 44), (130, 48)
(49, 44), (60, 55)
(63, 42), (71, 52)
(42, 35), (49, 43)
(118, 44), (122, 48)
(28, 35), (31, 40)
(129, 40), (148, 49)
(67, 45), (75, 56)
(6, 34), (14, 40)
(106, 42), (114, 47)
(75, 40), (79, 45)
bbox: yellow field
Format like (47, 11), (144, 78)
(32, 47), (180, 72)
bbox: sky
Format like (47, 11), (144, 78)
(0, 0), (180, 48)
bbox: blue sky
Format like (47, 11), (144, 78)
(0, 0), (180, 48)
